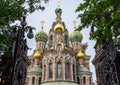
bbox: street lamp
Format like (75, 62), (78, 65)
(12, 17), (33, 85)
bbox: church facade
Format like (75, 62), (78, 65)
(26, 7), (93, 85)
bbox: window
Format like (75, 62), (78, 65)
(65, 63), (69, 79)
(32, 76), (35, 84)
(89, 77), (91, 85)
(38, 77), (41, 85)
(50, 35), (53, 41)
(64, 35), (67, 44)
(83, 76), (86, 84)
(44, 65), (46, 80)
(50, 35), (53, 45)
(57, 62), (62, 78)
(77, 77), (80, 84)
(49, 63), (52, 78)
(73, 65), (75, 80)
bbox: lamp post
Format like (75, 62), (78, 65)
(12, 17), (33, 85)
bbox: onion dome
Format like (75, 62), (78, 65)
(28, 66), (42, 73)
(77, 66), (89, 73)
(34, 51), (41, 59)
(54, 23), (64, 32)
(55, 7), (62, 18)
(35, 30), (48, 43)
(76, 51), (84, 59)
(69, 31), (83, 42)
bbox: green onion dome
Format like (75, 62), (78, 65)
(28, 66), (42, 73)
(55, 8), (62, 18)
(35, 30), (48, 43)
(69, 31), (83, 42)
(77, 66), (89, 73)
(55, 7), (62, 14)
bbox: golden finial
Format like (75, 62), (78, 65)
(40, 20), (45, 30)
(73, 20), (77, 30)
(76, 49), (85, 59)
(57, 0), (60, 7)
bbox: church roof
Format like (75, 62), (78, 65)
(28, 66), (42, 73)
(77, 66), (89, 73)
(41, 81), (78, 85)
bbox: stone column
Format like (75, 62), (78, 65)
(53, 59), (56, 80)
(74, 64), (77, 82)
(46, 62), (49, 81)
(62, 59), (65, 80)
(42, 64), (44, 82)
(70, 61), (73, 81)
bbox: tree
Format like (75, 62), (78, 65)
(76, 0), (120, 49)
(0, 0), (49, 52)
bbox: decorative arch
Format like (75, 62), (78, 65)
(56, 44), (62, 51)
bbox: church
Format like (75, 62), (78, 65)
(26, 5), (94, 85)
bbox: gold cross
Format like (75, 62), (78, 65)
(57, 0), (60, 7)
(73, 20), (77, 30)
(40, 20), (45, 30)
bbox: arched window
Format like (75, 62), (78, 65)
(83, 76), (86, 84)
(49, 63), (52, 78)
(64, 35), (67, 44)
(50, 35), (53, 41)
(44, 65), (46, 80)
(77, 77), (80, 84)
(73, 64), (75, 80)
(89, 77), (91, 85)
(50, 35), (53, 46)
(65, 63), (69, 79)
(38, 77), (41, 85)
(57, 62), (62, 78)
(32, 76), (35, 84)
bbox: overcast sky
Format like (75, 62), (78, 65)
(25, 0), (96, 83)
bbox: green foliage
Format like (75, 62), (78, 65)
(0, 0), (49, 52)
(76, 0), (120, 49)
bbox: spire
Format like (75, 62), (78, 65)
(40, 20), (45, 30)
(73, 20), (77, 30)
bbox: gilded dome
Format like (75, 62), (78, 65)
(54, 23), (64, 32)
(34, 51), (41, 59)
(76, 51), (84, 59)
(69, 31), (83, 42)
(35, 30), (48, 43)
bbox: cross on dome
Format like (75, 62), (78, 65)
(40, 20), (45, 30)
(57, 0), (60, 7)
(73, 20), (77, 30)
